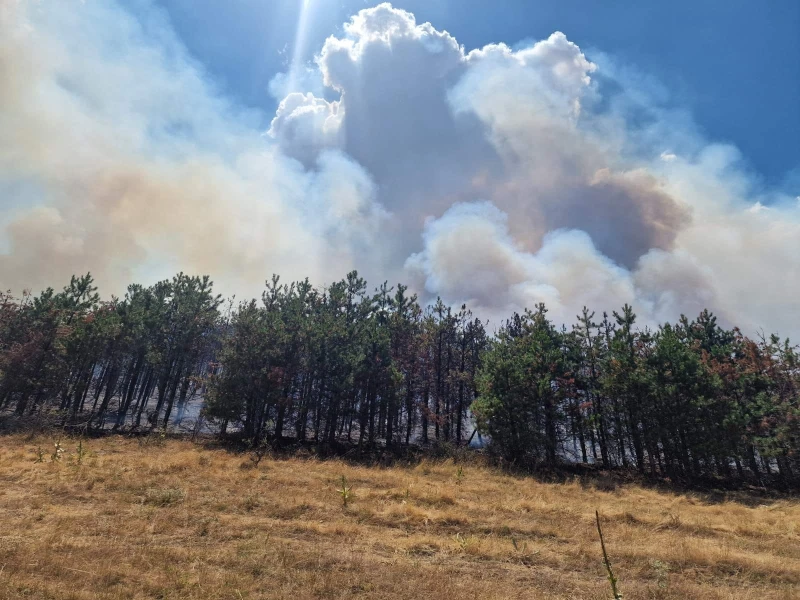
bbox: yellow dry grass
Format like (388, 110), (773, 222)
(0, 434), (798, 599)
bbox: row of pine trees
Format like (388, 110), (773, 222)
(1, 272), (797, 482)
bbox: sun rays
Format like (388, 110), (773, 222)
(287, 0), (316, 93)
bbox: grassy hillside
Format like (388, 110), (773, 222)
(0, 435), (798, 600)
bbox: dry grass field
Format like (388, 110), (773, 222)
(0, 434), (798, 600)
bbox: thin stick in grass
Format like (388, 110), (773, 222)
(595, 510), (622, 599)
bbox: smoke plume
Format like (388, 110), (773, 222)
(1, 2), (798, 337)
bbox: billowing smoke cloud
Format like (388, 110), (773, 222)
(0, 1), (384, 297)
(274, 8), (692, 268)
(1, 2), (798, 337)
(404, 202), (638, 326)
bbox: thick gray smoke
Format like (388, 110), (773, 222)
(0, 1), (385, 297)
(1, 2), (798, 337)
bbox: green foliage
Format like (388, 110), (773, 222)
(453, 532), (471, 552)
(50, 440), (64, 462)
(1, 270), (798, 484)
(650, 559), (671, 589)
(76, 439), (87, 465)
(473, 305), (569, 465)
(0, 273), (221, 431)
(203, 272), (486, 449)
(143, 487), (186, 507)
(473, 302), (799, 482)
(337, 475), (352, 507)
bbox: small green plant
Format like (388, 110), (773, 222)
(337, 475), (352, 507)
(596, 510), (622, 599)
(143, 487), (185, 507)
(76, 439), (87, 465)
(50, 440), (64, 462)
(650, 559), (670, 589)
(453, 532), (478, 553)
(455, 465), (464, 485)
(34, 446), (45, 463)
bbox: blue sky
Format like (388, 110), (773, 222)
(151, 0), (800, 185)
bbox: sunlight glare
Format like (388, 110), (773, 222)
(288, 0), (315, 93)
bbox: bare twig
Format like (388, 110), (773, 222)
(595, 510), (622, 599)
